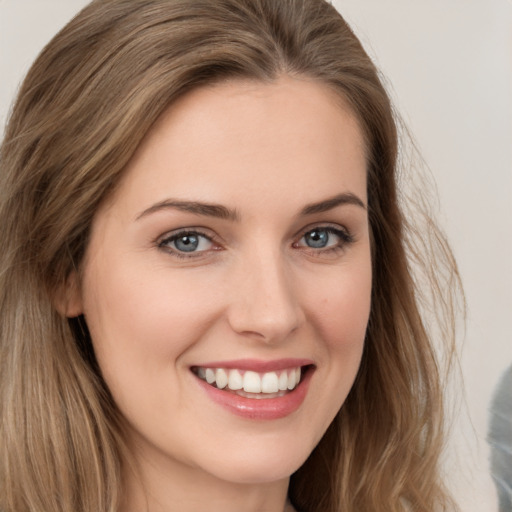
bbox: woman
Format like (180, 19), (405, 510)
(0, 0), (461, 511)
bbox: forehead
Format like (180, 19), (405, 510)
(107, 75), (368, 218)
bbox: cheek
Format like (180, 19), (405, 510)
(310, 260), (372, 355)
(292, 258), (371, 443)
(81, 259), (220, 384)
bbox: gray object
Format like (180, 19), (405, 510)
(488, 364), (512, 511)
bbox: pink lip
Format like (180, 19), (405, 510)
(193, 361), (314, 420)
(193, 358), (314, 372)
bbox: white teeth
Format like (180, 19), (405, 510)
(287, 369), (297, 390)
(278, 371), (288, 391)
(261, 372), (279, 393)
(195, 366), (304, 395)
(228, 369), (243, 390)
(205, 368), (215, 384)
(243, 371), (261, 393)
(215, 368), (228, 389)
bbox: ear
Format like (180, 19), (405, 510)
(54, 271), (83, 318)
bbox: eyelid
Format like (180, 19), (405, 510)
(155, 223), (354, 260)
(293, 222), (352, 241)
(157, 227), (222, 258)
(292, 224), (354, 253)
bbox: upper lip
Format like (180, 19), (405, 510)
(191, 358), (314, 372)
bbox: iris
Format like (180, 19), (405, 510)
(304, 229), (329, 248)
(174, 234), (200, 252)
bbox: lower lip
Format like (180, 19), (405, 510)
(195, 368), (313, 420)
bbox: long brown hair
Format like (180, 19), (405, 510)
(0, 1), (461, 510)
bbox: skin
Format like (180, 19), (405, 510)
(66, 75), (372, 512)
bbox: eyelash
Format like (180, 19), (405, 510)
(157, 225), (354, 260)
(293, 226), (354, 255)
(158, 229), (219, 260)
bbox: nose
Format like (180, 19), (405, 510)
(226, 248), (304, 344)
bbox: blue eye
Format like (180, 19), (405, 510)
(298, 227), (352, 250)
(304, 229), (330, 248)
(159, 231), (214, 255)
(174, 234), (200, 252)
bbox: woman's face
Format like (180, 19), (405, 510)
(71, 76), (371, 486)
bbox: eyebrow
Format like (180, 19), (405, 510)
(136, 199), (241, 221)
(300, 192), (366, 215)
(136, 192), (366, 222)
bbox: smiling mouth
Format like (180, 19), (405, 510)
(191, 366), (312, 399)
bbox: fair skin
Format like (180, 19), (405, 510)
(66, 76), (371, 512)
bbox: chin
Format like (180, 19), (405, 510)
(193, 431), (317, 485)
(204, 458), (304, 486)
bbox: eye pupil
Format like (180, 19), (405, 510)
(175, 234), (199, 252)
(305, 229), (328, 248)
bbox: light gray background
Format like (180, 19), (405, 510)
(1, 1), (511, 510)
